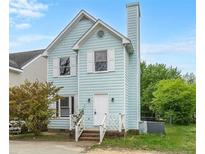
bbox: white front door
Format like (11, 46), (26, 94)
(93, 94), (108, 125)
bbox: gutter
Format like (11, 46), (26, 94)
(9, 67), (23, 73)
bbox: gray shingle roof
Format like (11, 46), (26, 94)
(9, 49), (45, 69)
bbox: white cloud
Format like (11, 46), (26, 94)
(10, 0), (48, 18)
(10, 34), (53, 48)
(15, 23), (31, 29)
(141, 35), (195, 54)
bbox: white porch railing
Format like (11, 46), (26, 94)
(99, 114), (107, 144)
(119, 113), (125, 132)
(75, 115), (84, 142)
(69, 114), (73, 130)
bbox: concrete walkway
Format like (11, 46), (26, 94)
(10, 141), (95, 154)
(10, 141), (164, 154)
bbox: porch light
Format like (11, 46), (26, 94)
(111, 98), (114, 102)
(88, 98), (91, 103)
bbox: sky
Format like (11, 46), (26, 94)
(9, 0), (196, 74)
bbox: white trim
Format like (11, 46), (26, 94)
(77, 53), (79, 114)
(46, 56), (48, 82)
(21, 54), (42, 69)
(136, 6), (141, 128)
(94, 49), (108, 72)
(58, 95), (76, 118)
(72, 20), (131, 50)
(9, 67), (23, 73)
(57, 56), (71, 77)
(91, 70), (114, 74)
(87, 48), (115, 74)
(58, 98), (61, 118)
(123, 45), (126, 129)
(43, 10), (97, 56)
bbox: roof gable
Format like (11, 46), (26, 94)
(72, 20), (131, 50)
(42, 10), (97, 56)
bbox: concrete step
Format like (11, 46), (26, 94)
(81, 133), (99, 137)
(79, 136), (99, 141)
(83, 130), (99, 133)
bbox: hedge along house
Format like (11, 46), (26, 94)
(43, 2), (140, 143)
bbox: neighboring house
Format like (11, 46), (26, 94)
(9, 49), (47, 87)
(43, 2), (140, 142)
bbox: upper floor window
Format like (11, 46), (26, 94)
(60, 57), (70, 76)
(94, 50), (107, 72)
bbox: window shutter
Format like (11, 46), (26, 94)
(87, 51), (94, 73)
(108, 48), (115, 71)
(70, 55), (77, 76)
(53, 58), (59, 77)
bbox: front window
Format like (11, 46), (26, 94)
(56, 96), (75, 117)
(60, 97), (69, 117)
(60, 57), (70, 75)
(94, 50), (107, 72)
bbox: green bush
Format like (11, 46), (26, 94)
(9, 81), (62, 135)
(151, 79), (196, 124)
(140, 62), (181, 116)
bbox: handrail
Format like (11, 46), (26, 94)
(69, 114), (73, 130)
(75, 114), (84, 142)
(99, 113), (107, 144)
(77, 116), (83, 126)
(119, 113), (125, 132)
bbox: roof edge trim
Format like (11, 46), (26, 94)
(9, 67), (23, 73)
(42, 10), (97, 56)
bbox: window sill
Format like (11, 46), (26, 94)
(89, 70), (115, 74)
(53, 75), (76, 78)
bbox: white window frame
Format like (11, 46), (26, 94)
(59, 57), (71, 76)
(94, 50), (108, 72)
(57, 95), (75, 119)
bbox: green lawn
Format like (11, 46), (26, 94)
(96, 124), (196, 154)
(10, 132), (72, 142)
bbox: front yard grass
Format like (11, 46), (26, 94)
(94, 124), (196, 154)
(10, 132), (72, 142)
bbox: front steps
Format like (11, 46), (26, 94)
(79, 130), (99, 141)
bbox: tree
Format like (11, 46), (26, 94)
(151, 79), (196, 125)
(140, 61), (182, 116)
(9, 81), (62, 135)
(183, 72), (196, 84)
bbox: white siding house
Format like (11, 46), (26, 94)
(9, 49), (47, 87)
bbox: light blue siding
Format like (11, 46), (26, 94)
(48, 119), (70, 129)
(126, 3), (140, 129)
(78, 26), (125, 129)
(47, 18), (94, 129)
(47, 8), (140, 130)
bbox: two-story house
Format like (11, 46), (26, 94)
(42, 2), (140, 142)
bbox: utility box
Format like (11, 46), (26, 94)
(139, 121), (165, 134)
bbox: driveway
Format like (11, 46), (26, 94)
(10, 141), (164, 154)
(10, 141), (95, 154)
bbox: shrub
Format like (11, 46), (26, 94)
(9, 81), (62, 135)
(140, 62), (181, 116)
(151, 79), (196, 124)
